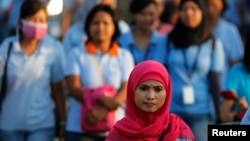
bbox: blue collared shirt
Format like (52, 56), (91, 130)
(166, 37), (225, 115)
(118, 29), (167, 65)
(213, 18), (244, 89)
(0, 35), (65, 131)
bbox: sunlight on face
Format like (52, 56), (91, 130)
(135, 80), (166, 113)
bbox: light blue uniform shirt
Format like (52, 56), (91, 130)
(62, 20), (130, 54)
(64, 45), (134, 133)
(213, 18), (244, 89)
(166, 37), (225, 115)
(226, 63), (250, 104)
(0, 35), (65, 131)
(118, 29), (167, 65)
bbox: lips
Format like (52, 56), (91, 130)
(143, 102), (156, 107)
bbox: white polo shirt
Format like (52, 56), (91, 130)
(0, 35), (65, 131)
(64, 44), (134, 133)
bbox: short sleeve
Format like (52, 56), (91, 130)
(227, 25), (244, 62)
(51, 49), (65, 83)
(64, 49), (81, 77)
(119, 49), (134, 82)
(210, 39), (225, 72)
(62, 28), (74, 54)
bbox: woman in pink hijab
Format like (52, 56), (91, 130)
(106, 60), (195, 141)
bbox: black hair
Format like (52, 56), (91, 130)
(168, 0), (211, 48)
(243, 32), (250, 72)
(160, 1), (178, 23)
(129, 0), (156, 14)
(84, 4), (120, 43)
(19, 0), (48, 41)
(221, 0), (228, 15)
(20, 0), (48, 20)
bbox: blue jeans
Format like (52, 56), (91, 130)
(0, 127), (55, 141)
(177, 114), (213, 141)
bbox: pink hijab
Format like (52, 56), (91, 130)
(106, 60), (195, 141)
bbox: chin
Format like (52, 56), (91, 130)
(142, 109), (157, 113)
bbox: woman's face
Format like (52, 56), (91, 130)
(89, 11), (115, 43)
(133, 3), (157, 31)
(135, 80), (166, 113)
(24, 9), (47, 24)
(180, 1), (202, 28)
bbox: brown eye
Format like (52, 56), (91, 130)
(140, 85), (149, 91)
(154, 86), (163, 92)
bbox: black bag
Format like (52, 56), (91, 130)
(0, 42), (13, 111)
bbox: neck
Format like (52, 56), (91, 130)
(207, 16), (220, 31)
(93, 41), (111, 54)
(20, 37), (39, 49)
(134, 27), (152, 39)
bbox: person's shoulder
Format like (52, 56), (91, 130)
(230, 62), (244, 73)
(219, 18), (239, 32)
(67, 22), (84, 35)
(0, 36), (17, 52)
(119, 30), (132, 39)
(118, 47), (132, 57)
(1, 36), (17, 46)
(68, 45), (86, 56)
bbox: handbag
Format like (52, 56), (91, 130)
(80, 55), (116, 133)
(0, 42), (13, 111)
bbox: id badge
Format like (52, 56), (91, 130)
(182, 85), (195, 105)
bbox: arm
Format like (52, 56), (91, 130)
(65, 75), (84, 102)
(209, 71), (222, 123)
(51, 81), (67, 125)
(98, 50), (134, 111)
(98, 81), (127, 111)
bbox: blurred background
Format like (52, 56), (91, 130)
(0, 0), (249, 43)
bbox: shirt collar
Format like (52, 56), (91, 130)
(128, 29), (160, 47)
(86, 41), (119, 56)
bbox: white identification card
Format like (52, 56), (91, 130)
(182, 85), (195, 105)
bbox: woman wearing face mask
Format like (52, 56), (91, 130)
(118, 0), (167, 66)
(0, 1), (66, 141)
(106, 60), (195, 141)
(64, 4), (134, 141)
(165, 0), (225, 141)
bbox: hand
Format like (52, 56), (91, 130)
(58, 126), (66, 141)
(98, 95), (119, 111)
(238, 97), (248, 110)
(85, 105), (109, 125)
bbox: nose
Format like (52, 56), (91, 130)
(146, 89), (155, 100)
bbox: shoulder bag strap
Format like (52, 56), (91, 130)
(90, 55), (105, 85)
(0, 42), (13, 111)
